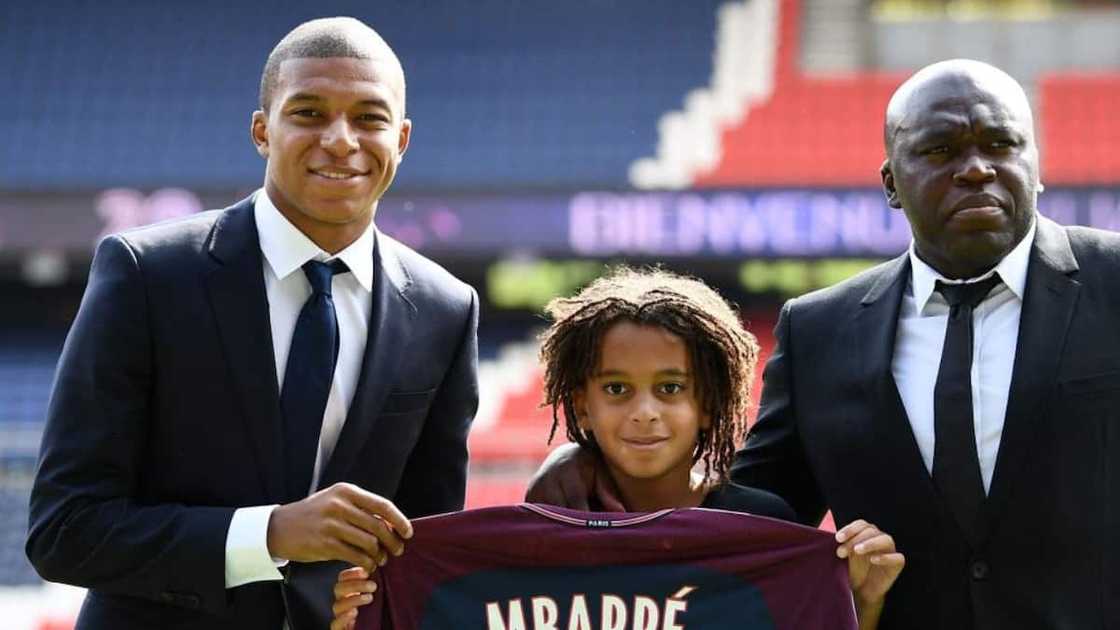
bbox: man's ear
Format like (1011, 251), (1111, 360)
(251, 110), (269, 159)
(881, 159), (902, 209)
(397, 118), (412, 160)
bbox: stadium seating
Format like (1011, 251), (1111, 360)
(0, 336), (59, 474)
(5, 0), (1119, 194)
(0, 486), (38, 586)
(0, 351), (57, 427)
(635, 0), (1120, 189)
(1038, 73), (1120, 184)
(1, 0), (723, 191)
(634, 0), (906, 189)
(0, 334), (62, 586)
(696, 74), (902, 187)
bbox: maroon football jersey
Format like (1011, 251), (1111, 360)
(359, 504), (856, 630)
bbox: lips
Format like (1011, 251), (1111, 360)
(950, 193), (1005, 215)
(946, 193), (1008, 228)
(308, 166), (371, 181)
(621, 436), (670, 450)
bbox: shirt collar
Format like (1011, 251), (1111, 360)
(253, 189), (375, 292)
(908, 216), (1036, 313)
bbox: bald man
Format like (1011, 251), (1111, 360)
(27, 18), (479, 630)
(733, 59), (1120, 629)
(529, 60), (1120, 628)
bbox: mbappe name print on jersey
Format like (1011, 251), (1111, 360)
(485, 587), (695, 630)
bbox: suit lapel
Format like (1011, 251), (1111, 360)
(203, 196), (287, 503)
(319, 233), (415, 487)
(854, 254), (940, 502)
(982, 217), (1080, 541)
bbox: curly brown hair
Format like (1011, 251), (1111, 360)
(539, 266), (760, 485)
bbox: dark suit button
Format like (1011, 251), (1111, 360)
(970, 560), (989, 581)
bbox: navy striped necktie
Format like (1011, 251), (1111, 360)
(281, 259), (350, 502)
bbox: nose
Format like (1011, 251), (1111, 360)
(320, 117), (359, 157)
(953, 151), (996, 186)
(630, 393), (660, 424)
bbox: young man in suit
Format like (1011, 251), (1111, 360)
(528, 59), (1120, 629)
(27, 17), (479, 630)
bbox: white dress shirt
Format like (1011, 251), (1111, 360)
(224, 190), (375, 588)
(891, 220), (1036, 494)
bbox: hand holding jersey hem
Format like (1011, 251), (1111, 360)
(835, 519), (905, 630)
(267, 482), (413, 572)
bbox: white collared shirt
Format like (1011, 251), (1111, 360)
(891, 219), (1036, 494)
(224, 190), (375, 588)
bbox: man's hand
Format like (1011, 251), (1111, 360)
(835, 519), (905, 630)
(331, 566), (376, 630)
(524, 443), (626, 511)
(267, 483), (413, 572)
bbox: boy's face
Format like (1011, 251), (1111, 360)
(573, 321), (709, 490)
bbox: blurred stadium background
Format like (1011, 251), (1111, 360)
(2, 0), (1118, 626)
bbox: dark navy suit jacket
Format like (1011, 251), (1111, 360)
(733, 216), (1120, 630)
(27, 196), (479, 630)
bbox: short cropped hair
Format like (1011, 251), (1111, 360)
(259, 17), (406, 113)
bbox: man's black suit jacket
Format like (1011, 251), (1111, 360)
(733, 217), (1120, 629)
(26, 196), (480, 630)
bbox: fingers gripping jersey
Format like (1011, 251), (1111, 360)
(358, 505), (856, 630)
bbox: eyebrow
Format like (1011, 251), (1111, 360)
(284, 92), (393, 111)
(595, 368), (690, 378)
(912, 112), (1021, 135)
(907, 121), (963, 139)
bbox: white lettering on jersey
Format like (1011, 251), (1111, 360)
(532, 596), (560, 630)
(485, 588), (697, 630)
(601, 594), (627, 630)
(670, 587), (696, 600)
(632, 596), (659, 630)
(568, 594), (592, 630)
(486, 598), (527, 630)
(663, 597), (688, 630)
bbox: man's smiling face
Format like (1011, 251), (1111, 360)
(253, 55), (410, 234)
